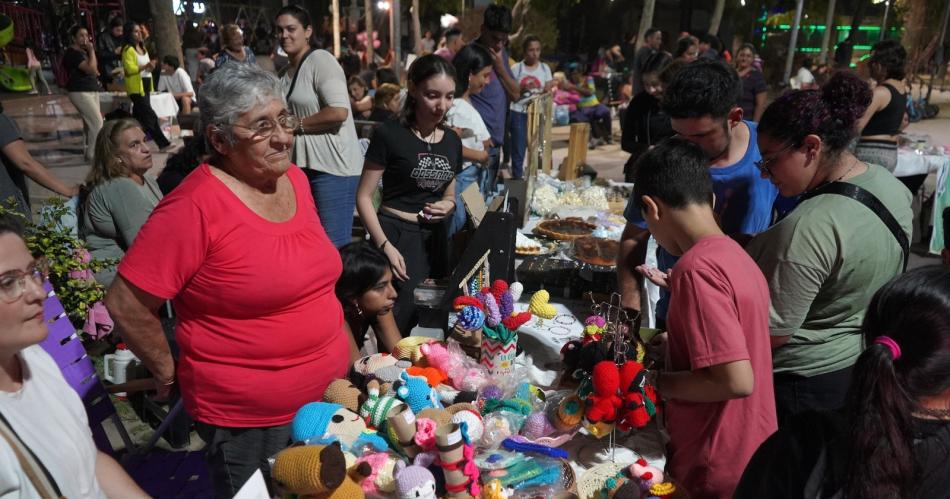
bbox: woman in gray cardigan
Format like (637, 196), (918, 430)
(80, 118), (163, 286)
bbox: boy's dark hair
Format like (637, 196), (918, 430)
(661, 59), (740, 119)
(644, 27), (661, 40)
(162, 55), (180, 69)
(443, 27), (462, 42)
(375, 67), (399, 86)
(633, 137), (712, 213)
(522, 35), (541, 52)
(943, 207), (949, 251)
(482, 4), (512, 33)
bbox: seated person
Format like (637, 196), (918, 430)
(561, 64), (613, 147)
(735, 266), (950, 498)
(552, 71), (582, 115)
(80, 119), (163, 287)
(0, 213), (148, 497)
(348, 75), (373, 120)
(368, 83), (401, 123)
(157, 55), (195, 115)
(336, 241), (401, 355)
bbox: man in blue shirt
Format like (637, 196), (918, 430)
(617, 59), (778, 327)
(470, 4), (521, 197)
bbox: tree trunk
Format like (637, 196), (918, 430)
(782, 0), (805, 85)
(709, 0), (726, 36)
(332, 0), (341, 58)
(364, 0), (374, 66)
(392, 0), (401, 73)
(820, 0), (836, 64)
(903, 0), (931, 77)
(635, 0), (656, 51)
(412, 0), (422, 54)
(148, 0), (183, 64)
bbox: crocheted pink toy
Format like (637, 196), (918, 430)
(420, 341), (490, 392)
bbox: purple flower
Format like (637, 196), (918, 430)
(481, 293), (501, 327)
(499, 291), (514, 318)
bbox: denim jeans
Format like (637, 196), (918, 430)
(480, 146), (501, 198)
(508, 111), (529, 179)
(307, 171), (360, 248)
(195, 422), (291, 498)
(448, 164), (484, 236)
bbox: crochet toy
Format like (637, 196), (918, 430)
(481, 480), (510, 499)
(436, 423), (480, 498)
(323, 378), (367, 413)
(394, 371), (443, 414)
(489, 280), (508, 304)
(528, 290), (557, 324)
(394, 336), (436, 364)
(600, 471), (641, 499)
(508, 282), (524, 302)
(271, 442), (370, 497)
(406, 366), (449, 387)
(457, 306), (486, 330)
(394, 453), (438, 499)
(479, 292), (502, 327)
(292, 402), (386, 452)
(550, 393), (585, 432)
(356, 452), (399, 497)
(520, 411), (556, 440)
(629, 458), (664, 489)
(586, 361), (623, 424)
(453, 295), (484, 311)
(420, 341), (491, 393)
(388, 406), (421, 458)
(447, 403), (484, 443)
(617, 361), (658, 432)
(498, 291), (515, 319)
(501, 311), (532, 331)
(353, 353), (402, 376)
(360, 380), (406, 430)
(582, 315), (607, 344)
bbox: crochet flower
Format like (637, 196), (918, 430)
(499, 291), (514, 318)
(458, 306), (485, 330)
(454, 295), (484, 311)
(481, 293), (502, 327)
(413, 418), (437, 451)
(585, 315), (606, 328)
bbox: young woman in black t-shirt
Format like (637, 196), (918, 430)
(356, 55), (463, 334)
(63, 25), (103, 162)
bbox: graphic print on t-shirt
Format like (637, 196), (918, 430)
(411, 152), (454, 191)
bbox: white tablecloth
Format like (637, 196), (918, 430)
(99, 92), (179, 118)
(894, 149), (949, 177)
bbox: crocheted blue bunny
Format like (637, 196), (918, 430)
(394, 371), (443, 414)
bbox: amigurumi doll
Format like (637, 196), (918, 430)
(394, 371), (443, 414)
(586, 361), (623, 424)
(394, 453), (438, 499)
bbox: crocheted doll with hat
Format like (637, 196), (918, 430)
(394, 453), (438, 499)
(323, 378), (367, 413)
(292, 401), (388, 453)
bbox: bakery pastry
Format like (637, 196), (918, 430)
(534, 218), (596, 241)
(573, 236), (619, 267)
(516, 232), (543, 255)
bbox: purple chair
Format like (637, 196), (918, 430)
(39, 281), (212, 498)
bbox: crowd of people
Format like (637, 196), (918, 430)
(0, 3), (948, 499)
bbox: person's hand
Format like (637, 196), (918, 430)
(477, 150), (491, 165)
(63, 185), (80, 197)
(421, 200), (455, 222)
(382, 243), (409, 281)
(152, 375), (174, 403)
(636, 265), (670, 290)
(488, 46), (507, 72)
(544, 79), (558, 93)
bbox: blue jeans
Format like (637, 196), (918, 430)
(480, 146), (501, 198)
(448, 164), (484, 236)
(508, 111), (528, 179)
(307, 171), (360, 248)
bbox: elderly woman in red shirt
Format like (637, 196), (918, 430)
(105, 63), (355, 497)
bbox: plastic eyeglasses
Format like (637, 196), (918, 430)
(0, 257), (48, 303)
(755, 142), (797, 176)
(230, 114), (301, 139)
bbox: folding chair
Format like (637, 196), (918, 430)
(38, 281), (212, 498)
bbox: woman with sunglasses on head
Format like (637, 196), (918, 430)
(745, 71), (913, 426)
(736, 266), (950, 499)
(80, 119), (163, 287)
(275, 5), (364, 248)
(105, 63), (356, 497)
(0, 214), (147, 497)
(356, 54), (462, 335)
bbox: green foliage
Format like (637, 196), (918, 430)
(0, 199), (116, 327)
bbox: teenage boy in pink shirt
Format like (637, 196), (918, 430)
(634, 137), (777, 498)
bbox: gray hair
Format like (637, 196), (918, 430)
(198, 63), (285, 145)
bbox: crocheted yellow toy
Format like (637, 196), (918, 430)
(271, 442), (370, 497)
(528, 290), (556, 324)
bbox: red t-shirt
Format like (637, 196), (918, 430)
(118, 164), (349, 428)
(664, 235), (777, 499)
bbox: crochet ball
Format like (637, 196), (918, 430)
(457, 306), (486, 330)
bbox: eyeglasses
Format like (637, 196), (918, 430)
(0, 257), (48, 303)
(755, 142), (798, 177)
(230, 114), (300, 139)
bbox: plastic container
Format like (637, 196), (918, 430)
(103, 344), (139, 397)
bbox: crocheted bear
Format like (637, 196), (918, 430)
(394, 371), (443, 414)
(271, 442), (370, 497)
(323, 378), (367, 413)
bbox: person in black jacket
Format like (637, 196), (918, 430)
(621, 59), (681, 182)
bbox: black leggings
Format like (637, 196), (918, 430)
(378, 211), (448, 334)
(130, 79), (171, 148)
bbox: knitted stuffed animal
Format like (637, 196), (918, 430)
(292, 402), (387, 452)
(360, 380), (406, 429)
(406, 366), (449, 387)
(323, 379), (367, 413)
(356, 451), (399, 497)
(617, 361), (658, 431)
(394, 453), (438, 499)
(586, 361), (622, 424)
(394, 371), (444, 414)
(629, 457), (664, 489)
(272, 442), (369, 497)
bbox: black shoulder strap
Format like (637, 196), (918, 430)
(285, 48), (316, 101)
(0, 410), (64, 497)
(801, 182), (909, 272)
